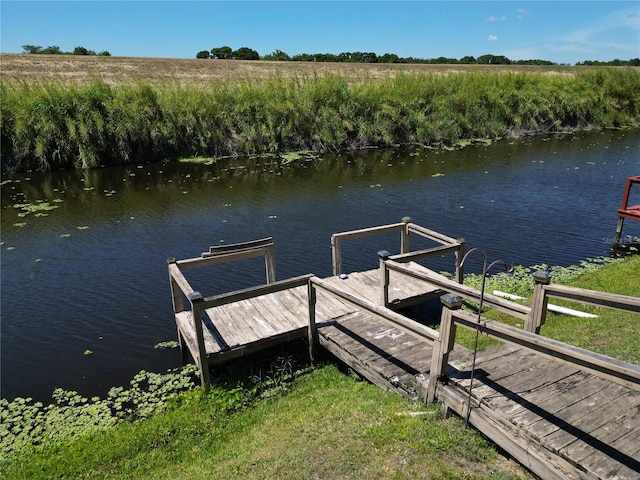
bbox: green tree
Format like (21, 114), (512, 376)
(459, 55), (476, 64)
(233, 47), (260, 60)
(379, 53), (400, 63)
(196, 50), (211, 59)
(73, 46), (96, 56)
(430, 56), (458, 64)
(211, 46), (233, 59)
(41, 45), (62, 54)
(263, 49), (290, 61)
(97, 50), (111, 56)
(22, 45), (42, 54)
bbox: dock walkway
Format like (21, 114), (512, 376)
(168, 221), (640, 480)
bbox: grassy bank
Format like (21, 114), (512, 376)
(2, 255), (637, 479)
(2, 68), (639, 171)
(459, 255), (640, 362)
(1, 365), (532, 480)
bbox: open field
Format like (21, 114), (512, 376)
(0, 53), (584, 85)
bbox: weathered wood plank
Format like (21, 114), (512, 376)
(566, 425), (640, 480)
(439, 384), (590, 480)
(175, 311), (225, 356)
(246, 293), (295, 333)
(481, 362), (582, 414)
(202, 305), (248, 349)
(543, 388), (640, 451)
(510, 374), (610, 432)
(231, 298), (281, 338)
(317, 312), (431, 398)
(564, 410), (640, 464)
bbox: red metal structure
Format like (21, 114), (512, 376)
(612, 175), (640, 253)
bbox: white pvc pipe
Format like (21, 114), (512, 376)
(492, 290), (599, 318)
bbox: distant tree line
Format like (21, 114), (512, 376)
(196, 46), (260, 60)
(199, 46), (640, 67)
(22, 45), (111, 56)
(576, 58), (640, 66)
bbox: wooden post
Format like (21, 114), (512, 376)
(427, 293), (462, 404)
(187, 291), (211, 389)
(168, 257), (189, 366)
(167, 257), (184, 313)
(612, 217), (625, 254)
(378, 250), (391, 307)
(331, 235), (342, 276)
(265, 244), (277, 284)
(454, 238), (465, 284)
(307, 278), (318, 362)
(527, 271), (551, 334)
(401, 216), (412, 254)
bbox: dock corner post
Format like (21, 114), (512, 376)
(307, 278), (318, 363)
(331, 235), (342, 276)
(455, 238), (466, 284)
(611, 217), (625, 255)
(167, 257), (184, 313)
(187, 291), (210, 390)
(527, 271), (551, 334)
(427, 293), (463, 404)
(265, 244), (277, 284)
(378, 250), (391, 307)
(401, 216), (412, 254)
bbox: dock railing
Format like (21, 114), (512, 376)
(381, 258), (531, 319)
(168, 237), (313, 388)
(331, 217), (466, 282)
(428, 293), (640, 404)
(526, 270), (640, 333)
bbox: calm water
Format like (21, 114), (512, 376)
(2, 130), (639, 402)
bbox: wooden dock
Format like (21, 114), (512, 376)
(168, 220), (640, 480)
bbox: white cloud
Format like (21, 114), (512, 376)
(486, 16), (507, 22)
(488, 35), (498, 41)
(550, 7), (640, 56)
(517, 8), (531, 20)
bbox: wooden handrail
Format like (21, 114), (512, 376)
(406, 223), (461, 246)
(467, 308), (638, 388)
(543, 284), (640, 312)
(176, 239), (276, 283)
(527, 272), (640, 333)
(331, 219), (464, 279)
(331, 222), (406, 275)
(385, 260), (530, 319)
(389, 244), (462, 264)
(197, 274), (314, 310)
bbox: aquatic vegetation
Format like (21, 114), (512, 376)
(153, 341), (179, 349)
(0, 365), (199, 458)
(13, 201), (59, 217)
(2, 69), (639, 171)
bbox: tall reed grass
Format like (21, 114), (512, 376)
(2, 69), (639, 171)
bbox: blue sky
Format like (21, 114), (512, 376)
(1, 1), (639, 65)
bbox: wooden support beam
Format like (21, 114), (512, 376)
(427, 294), (461, 404)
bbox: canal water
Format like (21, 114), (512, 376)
(2, 129), (639, 402)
